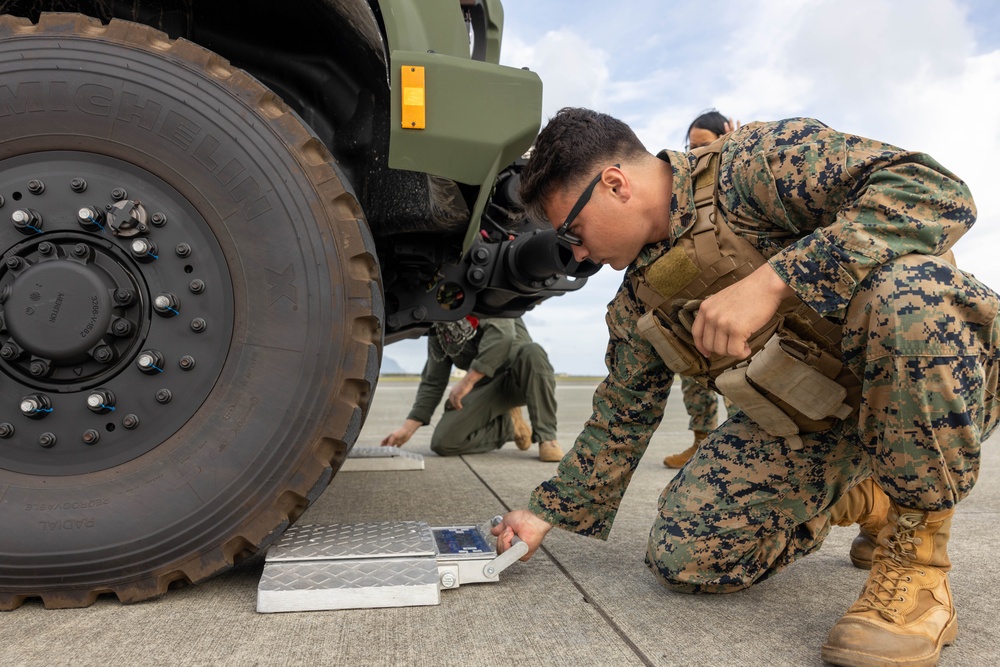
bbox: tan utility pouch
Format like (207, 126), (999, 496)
(747, 336), (853, 421)
(637, 308), (707, 376)
(716, 365), (803, 449)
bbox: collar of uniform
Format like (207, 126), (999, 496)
(630, 149), (697, 272)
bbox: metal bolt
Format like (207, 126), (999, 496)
(38, 242), (54, 255)
(0, 423), (13, 439)
(111, 188), (127, 201)
(178, 355), (196, 370)
(1, 344), (20, 360)
(190, 318), (206, 333)
(150, 212), (166, 227)
(26, 179), (44, 195)
(86, 389), (115, 414)
(38, 432), (56, 448)
(130, 238), (157, 262)
(70, 178), (88, 193)
(136, 350), (164, 374)
(412, 305), (427, 321)
(122, 414), (140, 429)
(175, 243), (191, 257)
(153, 293), (180, 317)
(189, 279), (205, 294)
(5, 256), (23, 271)
(155, 388), (172, 404)
(470, 267), (486, 283)
(77, 206), (104, 230)
(111, 318), (132, 336)
(21, 394), (52, 418)
(93, 346), (114, 363)
(82, 429), (100, 445)
(473, 247), (490, 262)
(72, 243), (89, 258)
(114, 288), (135, 306)
(440, 572), (457, 588)
(11, 209), (41, 233)
(29, 359), (50, 377)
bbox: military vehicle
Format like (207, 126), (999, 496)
(0, 0), (597, 609)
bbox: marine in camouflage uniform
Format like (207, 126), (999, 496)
(495, 109), (1000, 667)
(382, 317), (562, 460)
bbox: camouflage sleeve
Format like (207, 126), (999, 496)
(407, 337), (451, 425)
(722, 118), (977, 318)
(469, 318), (515, 378)
(528, 279), (673, 539)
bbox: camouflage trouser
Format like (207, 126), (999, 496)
(680, 376), (739, 433)
(431, 342), (558, 456)
(647, 256), (1000, 593)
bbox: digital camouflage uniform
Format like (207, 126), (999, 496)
(679, 375), (718, 433)
(409, 317), (558, 456)
(528, 118), (1000, 593)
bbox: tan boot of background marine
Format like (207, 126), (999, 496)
(509, 406), (532, 451)
(663, 430), (708, 469)
(538, 440), (564, 462)
(822, 504), (956, 667)
(827, 478), (891, 569)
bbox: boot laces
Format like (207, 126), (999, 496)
(853, 512), (925, 622)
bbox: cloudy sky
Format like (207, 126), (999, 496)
(385, 0), (1000, 376)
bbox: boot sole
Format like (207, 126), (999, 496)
(820, 615), (958, 667)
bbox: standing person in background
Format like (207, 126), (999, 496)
(664, 109), (739, 469)
(382, 316), (564, 462)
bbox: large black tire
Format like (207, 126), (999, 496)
(0, 14), (382, 609)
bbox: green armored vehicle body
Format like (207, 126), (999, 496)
(0, 0), (595, 609)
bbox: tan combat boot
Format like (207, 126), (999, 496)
(663, 430), (707, 469)
(509, 406), (532, 451)
(538, 440), (564, 462)
(827, 477), (890, 569)
(822, 504), (956, 667)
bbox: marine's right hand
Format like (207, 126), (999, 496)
(491, 509), (552, 561)
(380, 419), (420, 447)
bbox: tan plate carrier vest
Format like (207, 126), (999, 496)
(633, 138), (862, 448)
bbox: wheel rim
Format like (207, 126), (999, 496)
(0, 150), (234, 476)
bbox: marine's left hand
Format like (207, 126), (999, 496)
(691, 263), (793, 359)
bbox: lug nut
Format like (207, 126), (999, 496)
(113, 288), (136, 306)
(1, 343), (21, 360)
(129, 238), (158, 262)
(5, 256), (24, 271)
(178, 355), (196, 370)
(136, 350), (165, 374)
(77, 206), (105, 230)
(111, 188), (127, 201)
(0, 423), (13, 439)
(153, 293), (180, 317)
(21, 394), (52, 418)
(190, 318), (207, 333)
(82, 429), (100, 445)
(175, 243), (192, 257)
(29, 359), (50, 377)
(70, 178), (88, 193)
(72, 243), (89, 258)
(150, 212), (166, 227)
(38, 242), (54, 256)
(111, 318), (133, 336)
(38, 432), (57, 448)
(11, 209), (42, 234)
(189, 279), (205, 294)
(92, 346), (114, 363)
(155, 388), (172, 404)
(26, 179), (45, 195)
(86, 389), (116, 414)
(122, 414), (140, 429)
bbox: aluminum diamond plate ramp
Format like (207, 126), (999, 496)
(258, 522), (440, 613)
(340, 446), (424, 471)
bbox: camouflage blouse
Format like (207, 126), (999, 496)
(528, 117), (977, 538)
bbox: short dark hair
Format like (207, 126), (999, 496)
(519, 107), (648, 221)
(685, 109), (729, 148)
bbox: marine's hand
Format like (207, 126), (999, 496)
(380, 419), (421, 447)
(724, 118), (741, 134)
(447, 369), (485, 410)
(491, 509), (552, 561)
(691, 263), (793, 359)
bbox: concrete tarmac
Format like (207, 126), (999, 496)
(2, 377), (998, 667)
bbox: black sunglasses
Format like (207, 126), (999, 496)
(554, 164), (619, 246)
